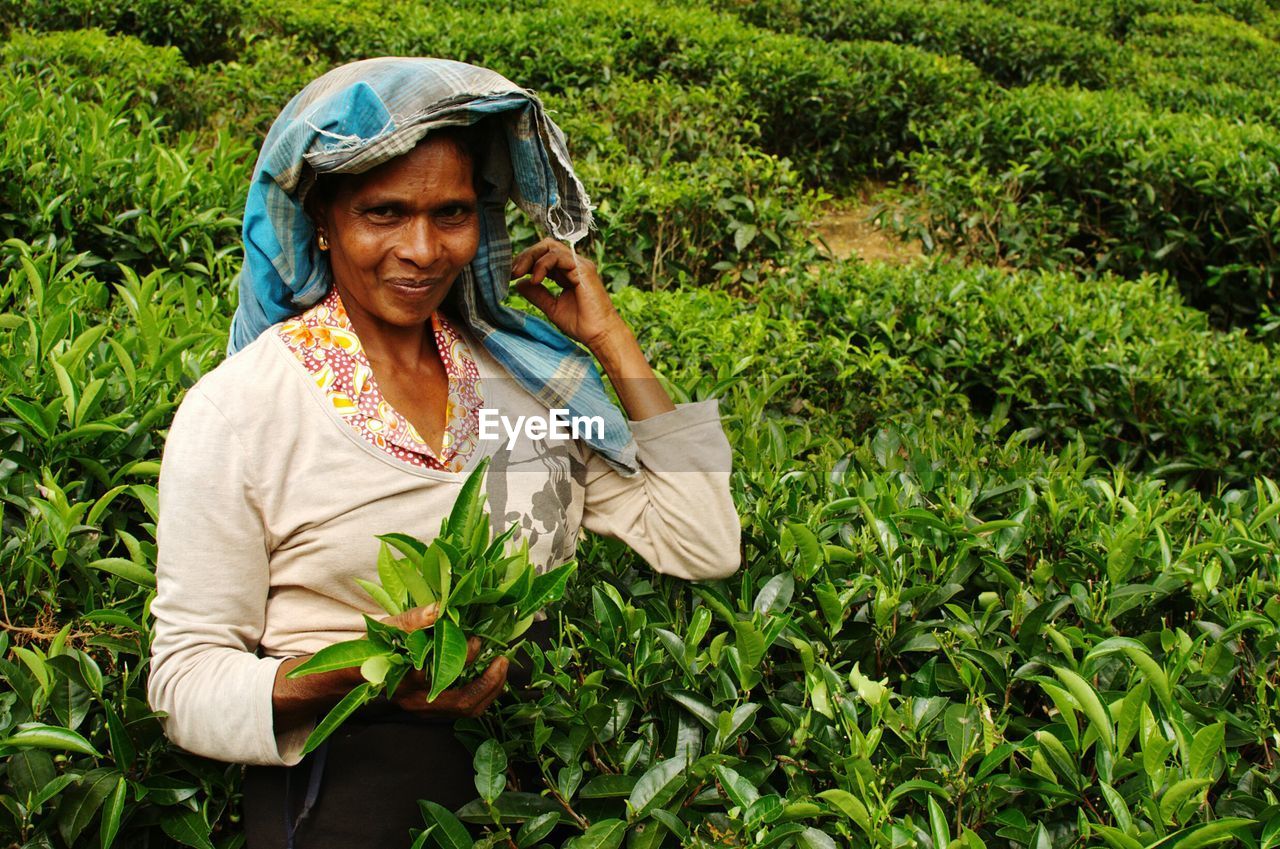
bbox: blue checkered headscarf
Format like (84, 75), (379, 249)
(229, 57), (639, 475)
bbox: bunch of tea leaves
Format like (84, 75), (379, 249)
(287, 457), (577, 755)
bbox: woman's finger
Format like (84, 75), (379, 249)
(465, 635), (481, 665)
(513, 278), (557, 315)
(529, 248), (568, 286)
(511, 238), (557, 277)
(381, 602), (439, 631)
(464, 657), (510, 716)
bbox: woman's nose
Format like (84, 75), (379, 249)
(396, 216), (439, 267)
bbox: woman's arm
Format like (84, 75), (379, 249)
(511, 239), (740, 581)
(270, 606), (509, 729)
(511, 239), (676, 421)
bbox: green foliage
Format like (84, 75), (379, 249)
(2, 6), (1279, 849)
(0, 0), (243, 63)
(245, 0), (988, 184)
(288, 458), (578, 754)
(0, 72), (250, 279)
(458, 408), (1279, 846)
(708, 0), (1132, 88)
(0, 28), (191, 115)
(880, 85), (1280, 326)
(984, 0), (1271, 36)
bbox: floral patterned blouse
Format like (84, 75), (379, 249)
(277, 288), (483, 472)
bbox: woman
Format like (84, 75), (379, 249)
(147, 58), (740, 847)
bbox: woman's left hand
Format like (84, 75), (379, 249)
(511, 238), (627, 354)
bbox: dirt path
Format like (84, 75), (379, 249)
(810, 180), (925, 264)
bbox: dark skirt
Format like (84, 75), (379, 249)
(243, 621), (553, 849)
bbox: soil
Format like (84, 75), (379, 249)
(809, 179), (925, 265)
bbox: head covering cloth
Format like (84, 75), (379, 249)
(230, 57), (639, 475)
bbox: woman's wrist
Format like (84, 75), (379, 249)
(272, 655), (363, 725)
(585, 317), (638, 374)
(586, 319), (676, 422)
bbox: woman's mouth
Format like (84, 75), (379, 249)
(386, 278), (436, 295)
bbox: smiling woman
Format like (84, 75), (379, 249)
(146, 57), (742, 848)
(303, 133), (482, 457)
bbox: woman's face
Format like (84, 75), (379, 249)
(315, 134), (481, 331)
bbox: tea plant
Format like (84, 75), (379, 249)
(288, 459), (578, 755)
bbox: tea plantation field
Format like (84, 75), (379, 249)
(0, 0), (1278, 847)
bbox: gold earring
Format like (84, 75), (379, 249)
(317, 232), (329, 251)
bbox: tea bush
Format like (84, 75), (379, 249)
(880, 86), (1280, 326)
(0, 29), (190, 115)
(550, 78), (820, 289)
(0, 0), (242, 64)
(466, 413), (1280, 847)
(245, 0), (988, 184)
(0, 74), (250, 279)
(617, 260), (1280, 489)
(1127, 12), (1280, 91)
(983, 0), (1271, 35)
(706, 0), (1131, 88)
(3, 8), (1280, 849)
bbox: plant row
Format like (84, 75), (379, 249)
(877, 85), (1280, 327)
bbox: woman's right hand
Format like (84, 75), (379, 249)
(273, 605), (509, 729)
(380, 604), (509, 719)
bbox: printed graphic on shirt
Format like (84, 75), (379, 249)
(277, 287), (483, 472)
(486, 438), (588, 568)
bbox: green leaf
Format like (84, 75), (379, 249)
(1148, 818), (1254, 849)
(714, 765), (759, 809)
(929, 795), (950, 849)
(566, 818), (626, 849)
(1159, 779), (1211, 823)
(732, 620), (765, 669)
(355, 578), (402, 617)
(393, 556), (436, 610)
(668, 691), (718, 730)
(1053, 666), (1115, 753)
(104, 704), (135, 770)
(448, 456), (490, 542)
(288, 639), (380, 677)
(714, 702), (760, 751)
(86, 558), (155, 588)
(796, 828), (839, 849)
(1094, 825), (1146, 849)
(581, 775), (641, 798)
(359, 653), (393, 686)
(428, 619), (468, 701)
(99, 775), (127, 849)
(1189, 722), (1224, 778)
(1123, 647), (1172, 711)
(377, 542), (408, 607)
(1099, 782), (1132, 834)
(784, 522), (824, 573)
(457, 792), (560, 824)
(419, 799), (477, 849)
(474, 739), (508, 805)
(628, 759), (687, 819)
(517, 812), (560, 847)
(752, 573), (794, 616)
(520, 561), (577, 615)
(301, 683), (375, 756)
(407, 628), (431, 670)
(3, 724), (101, 757)
(58, 770), (116, 847)
(818, 789), (871, 835)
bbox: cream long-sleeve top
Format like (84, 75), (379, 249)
(147, 321), (741, 768)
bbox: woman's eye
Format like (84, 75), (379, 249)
(440, 206), (473, 222)
(366, 206), (399, 220)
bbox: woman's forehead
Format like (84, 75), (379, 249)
(333, 135), (476, 199)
